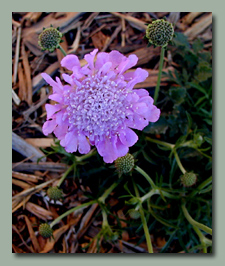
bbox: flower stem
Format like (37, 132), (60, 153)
(181, 203), (212, 235)
(146, 136), (174, 150)
(188, 176), (212, 198)
(57, 44), (67, 57)
(173, 149), (186, 175)
(57, 164), (74, 187)
(98, 181), (120, 204)
(50, 200), (96, 228)
(134, 165), (156, 189)
(50, 181), (119, 228)
(154, 46), (165, 104)
(139, 207), (154, 253)
(75, 148), (96, 162)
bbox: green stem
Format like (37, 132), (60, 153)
(50, 200), (96, 228)
(139, 207), (154, 253)
(141, 189), (158, 202)
(50, 180), (119, 229)
(193, 225), (212, 253)
(181, 203), (212, 235)
(173, 149), (186, 175)
(98, 181), (119, 204)
(57, 164), (74, 187)
(154, 46), (165, 103)
(57, 44), (67, 57)
(134, 165), (156, 189)
(188, 176), (212, 198)
(75, 148), (96, 162)
(146, 136), (174, 150)
(141, 188), (180, 203)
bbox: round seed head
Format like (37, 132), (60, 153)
(180, 172), (197, 187)
(145, 19), (174, 47)
(47, 186), (63, 201)
(115, 153), (135, 176)
(39, 223), (53, 238)
(38, 27), (62, 52)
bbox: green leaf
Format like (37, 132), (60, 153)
(192, 38), (204, 53)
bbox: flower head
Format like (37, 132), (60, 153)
(180, 172), (197, 187)
(47, 186), (63, 201)
(145, 19), (174, 47)
(115, 153), (135, 176)
(42, 49), (160, 163)
(39, 223), (53, 238)
(38, 27), (63, 52)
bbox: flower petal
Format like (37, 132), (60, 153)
(78, 134), (91, 154)
(118, 54), (138, 74)
(119, 128), (138, 147)
(61, 54), (80, 71)
(64, 131), (78, 153)
(45, 104), (61, 120)
(42, 119), (57, 136)
(84, 49), (98, 70)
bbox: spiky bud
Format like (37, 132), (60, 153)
(114, 153), (135, 176)
(180, 172), (197, 187)
(39, 223), (53, 239)
(38, 27), (62, 52)
(145, 19), (174, 47)
(47, 186), (63, 201)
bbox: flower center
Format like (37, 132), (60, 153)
(65, 73), (131, 140)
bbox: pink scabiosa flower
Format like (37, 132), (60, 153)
(42, 49), (160, 163)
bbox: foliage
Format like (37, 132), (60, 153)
(39, 32), (212, 253)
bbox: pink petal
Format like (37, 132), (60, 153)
(54, 126), (66, 140)
(41, 73), (62, 94)
(98, 62), (112, 76)
(118, 54), (138, 74)
(72, 66), (84, 80)
(96, 136), (117, 163)
(115, 138), (129, 157)
(125, 68), (149, 89)
(61, 54), (80, 71)
(45, 104), (61, 120)
(119, 128), (138, 147)
(63, 131), (78, 153)
(95, 52), (109, 70)
(84, 49), (98, 70)
(133, 89), (149, 97)
(145, 106), (161, 122)
(62, 73), (74, 85)
(78, 134), (91, 154)
(41, 73), (57, 87)
(48, 94), (63, 103)
(42, 119), (57, 136)
(125, 114), (148, 130)
(109, 50), (126, 69)
(133, 102), (149, 115)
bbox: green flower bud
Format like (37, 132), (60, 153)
(128, 209), (140, 219)
(39, 223), (53, 239)
(114, 153), (135, 176)
(38, 27), (63, 52)
(180, 172), (197, 187)
(145, 19), (174, 47)
(47, 186), (63, 201)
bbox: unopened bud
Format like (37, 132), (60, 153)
(145, 19), (174, 47)
(39, 223), (53, 239)
(115, 153), (135, 176)
(47, 186), (63, 201)
(38, 27), (63, 52)
(180, 172), (197, 187)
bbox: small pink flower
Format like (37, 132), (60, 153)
(42, 49), (160, 163)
